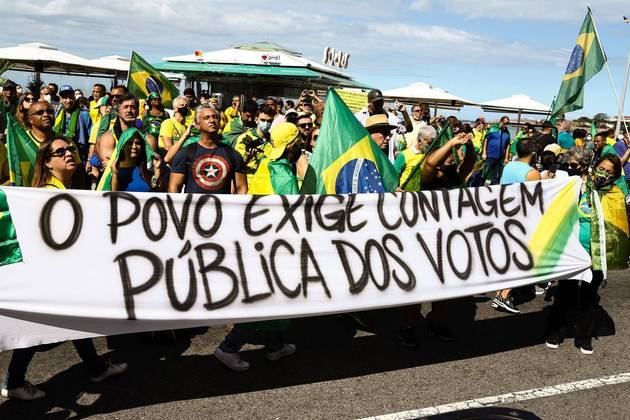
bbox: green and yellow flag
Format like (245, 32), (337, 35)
(5, 113), (38, 187)
(97, 128), (154, 191)
(0, 189), (22, 266)
(550, 9), (606, 120)
(249, 158), (300, 195)
(301, 88), (398, 194)
(128, 52), (179, 109)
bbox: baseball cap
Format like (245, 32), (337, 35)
(542, 121), (554, 129)
(267, 122), (300, 160)
(2, 79), (16, 89)
(367, 89), (384, 103)
(59, 85), (74, 95)
(544, 143), (563, 156)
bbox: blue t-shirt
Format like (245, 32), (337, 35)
(171, 142), (245, 194)
(613, 140), (630, 181)
(500, 161), (533, 184)
(485, 129), (510, 159)
(558, 131), (575, 149)
(118, 166), (150, 192)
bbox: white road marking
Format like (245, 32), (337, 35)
(359, 373), (630, 419)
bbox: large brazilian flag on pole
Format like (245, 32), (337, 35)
(549, 8), (606, 120)
(128, 52), (179, 109)
(301, 88), (398, 194)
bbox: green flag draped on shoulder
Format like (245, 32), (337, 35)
(549, 9), (606, 120)
(128, 52), (179, 109)
(0, 189), (22, 266)
(5, 113), (38, 187)
(301, 89), (398, 194)
(97, 128), (154, 191)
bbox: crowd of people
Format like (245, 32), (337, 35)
(0, 79), (628, 401)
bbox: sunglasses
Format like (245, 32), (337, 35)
(24, 97), (35, 103)
(111, 94), (124, 99)
(312, 135), (318, 141)
(298, 123), (312, 129)
(48, 145), (77, 158)
(32, 109), (54, 116)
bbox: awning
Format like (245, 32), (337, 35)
(382, 82), (475, 111)
(479, 94), (551, 115)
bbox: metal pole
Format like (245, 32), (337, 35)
(589, 7), (629, 134)
(615, 48), (630, 137)
(517, 109), (522, 126)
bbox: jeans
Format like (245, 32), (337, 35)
(219, 322), (288, 353)
(482, 157), (503, 185)
(546, 270), (604, 344)
(2, 339), (107, 389)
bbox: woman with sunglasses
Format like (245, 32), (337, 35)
(14, 93), (36, 128)
(0, 136), (128, 401)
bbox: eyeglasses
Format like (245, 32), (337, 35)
(31, 109), (54, 116)
(298, 123), (312, 129)
(48, 145), (77, 158)
(111, 94), (123, 99)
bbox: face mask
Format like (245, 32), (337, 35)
(593, 168), (614, 189)
(178, 106), (188, 115)
(43, 94), (51, 103)
(567, 166), (581, 177)
(258, 121), (271, 134)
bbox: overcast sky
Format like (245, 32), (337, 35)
(2, 0), (629, 120)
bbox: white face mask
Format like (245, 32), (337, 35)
(43, 94), (51, 103)
(258, 121), (271, 134)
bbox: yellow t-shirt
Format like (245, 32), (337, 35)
(44, 175), (66, 189)
(0, 140), (8, 185)
(606, 136), (616, 146)
(234, 131), (272, 185)
(159, 117), (187, 149)
(89, 100), (100, 125)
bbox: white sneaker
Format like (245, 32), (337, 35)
(90, 361), (128, 383)
(215, 347), (250, 372)
(265, 344), (296, 361)
(1, 381), (46, 400)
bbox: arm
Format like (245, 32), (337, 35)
(96, 131), (116, 168)
(234, 172), (248, 194)
(458, 138), (476, 181)
(422, 134), (468, 185)
(164, 125), (193, 164)
(160, 135), (173, 151)
(482, 134), (488, 161)
(621, 147), (630, 166)
(168, 172), (186, 193)
(503, 135), (511, 163)
(526, 169), (542, 181)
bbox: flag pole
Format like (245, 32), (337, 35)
(614, 47), (630, 137)
(588, 7), (629, 134)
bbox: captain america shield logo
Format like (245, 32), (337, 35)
(192, 154), (231, 190)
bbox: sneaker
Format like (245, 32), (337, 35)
(426, 320), (455, 341)
(90, 361), (128, 383)
(397, 326), (418, 348)
(492, 295), (520, 314)
(215, 347), (250, 371)
(579, 344), (594, 355)
(1, 381), (46, 400)
(545, 334), (563, 349)
(265, 344), (296, 361)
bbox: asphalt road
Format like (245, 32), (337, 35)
(0, 270), (628, 419)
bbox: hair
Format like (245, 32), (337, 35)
(297, 114), (313, 124)
(200, 91), (211, 100)
(122, 133), (152, 184)
(48, 83), (58, 91)
(31, 136), (72, 188)
(173, 95), (189, 107)
(593, 154), (622, 179)
(286, 99), (295, 108)
(120, 92), (139, 107)
(258, 105), (275, 117)
(417, 125), (437, 141)
(15, 93), (34, 127)
(562, 147), (593, 169)
(500, 116), (510, 123)
(183, 87), (195, 96)
(93, 83), (106, 91)
(541, 151), (558, 171)
(195, 103), (219, 122)
(111, 84), (128, 93)
(285, 112), (299, 125)
(242, 99), (258, 115)
(595, 131), (608, 139)
(572, 128), (587, 139)
(460, 123), (473, 135)
(516, 139), (536, 158)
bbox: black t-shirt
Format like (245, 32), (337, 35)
(533, 133), (556, 152)
(171, 141), (245, 194)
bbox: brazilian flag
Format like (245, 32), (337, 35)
(0, 189), (22, 266)
(550, 8), (606, 120)
(97, 128), (154, 191)
(128, 52), (179, 109)
(249, 158), (299, 195)
(5, 113), (38, 187)
(301, 89), (398, 194)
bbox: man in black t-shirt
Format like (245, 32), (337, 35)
(532, 121), (556, 154)
(169, 105), (247, 194)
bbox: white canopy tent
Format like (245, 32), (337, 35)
(382, 82), (475, 113)
(479, 94), (551, 125)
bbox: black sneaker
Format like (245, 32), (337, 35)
(545, 334), (563, 349)
(492, 295), (520, 314)
(397, 326), (418, 348)
(426, 319), (456, 341)
(576, 338), (594, 355)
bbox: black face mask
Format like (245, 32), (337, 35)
(178, 106), (188, 115)
(567, 166), (581, 177)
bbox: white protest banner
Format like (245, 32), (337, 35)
(0, 178), (591, 350)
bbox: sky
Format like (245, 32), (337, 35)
(1, 0), (629, 121)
